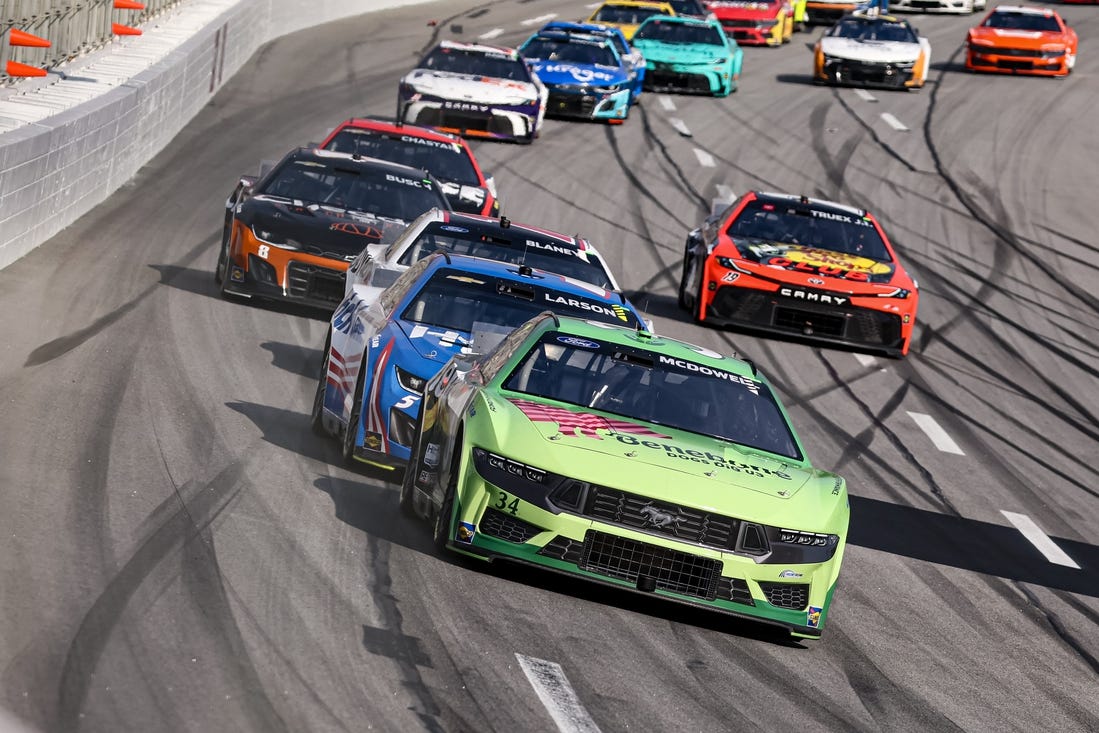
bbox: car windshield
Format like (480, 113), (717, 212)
(635, 20), (724, 45)
(593, 5), (666, 24)
(727, 201), (892, 261)
(396, 223), (613, 289)
(830, 18), (916, 43)
(502, 335), (801, 459)
(419, 46), (531, 81)
(259, 158), (447, 221)
(984, 11), (1061, 33)
(324, 129), (480, 186)
(522, 38), (619, 67)
(402, 268), (639, 333)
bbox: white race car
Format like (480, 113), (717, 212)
(343, 208), (622, 305)
(891, 0), (985, 16)
(813, 12), (930, 90)
(397, 41), (548, 144)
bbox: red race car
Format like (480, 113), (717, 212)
(708, 0), (794, 47)
(965, 6), (1078, 77)
(678, 191), (919, 357)
(321, 117), (500, 215)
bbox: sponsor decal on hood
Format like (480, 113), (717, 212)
(531, 62), (624, 85)
(738, 241), (894, 282)
(819, 37), (920, 63)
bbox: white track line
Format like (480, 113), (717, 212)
(881, 113), (909, 132)
(906, 411), (964, 455)
(521, 13), (558, 26)
(669, 117), (692, 136)
(1001, 512), (1081, 569)
(853, 353), (877, 368)
(658, 95), (676, 111)
(585, 2), (601, 7)
(693, 148), (715, 167)
(516, 655), (601, 733)
(854, 89), (877, 103)
(479, 28), (505, 40)
(715, 184), (736, 201)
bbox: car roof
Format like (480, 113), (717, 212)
(752, 190), (868, 218)
(548, 316), (762, 381)
(842, 11), (906, 22)
(637, 14), (714, 26)
(419, 252), (624, 302)
(437, 39), (521, 58)
(527, 30), (615, 48)
(992, 5), (1057, 15)
(293, 147), (435, 180)
(599, 0), (675, 8)
(437, 211), (594, 250)
(333, 117), (465, 146)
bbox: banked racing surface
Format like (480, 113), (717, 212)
(0, 0), (1097, 730)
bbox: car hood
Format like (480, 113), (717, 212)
(527, 61), (629, 87)
(500, 395), (809, 498)
(632, 40), (728, 64)
(241, 196), (409, 260)
(969, 27), (1068, 48)
(402, 69), (538, 103)
(819, 36), (920, 63)
(396, 321), (471, 366)
(709, 1), (782, 21)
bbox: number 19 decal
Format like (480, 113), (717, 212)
(495, 491), (519, 516)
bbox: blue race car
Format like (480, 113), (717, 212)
(632, 15), (743, 96)
(311, 252), (646, 474)
(539, 21), (646, 102)
(519, 30), (635, 123)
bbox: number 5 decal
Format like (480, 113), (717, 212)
(394, 394), (420, 410)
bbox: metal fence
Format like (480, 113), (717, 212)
(1, 0), (184, 84)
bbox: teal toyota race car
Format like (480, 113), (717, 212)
(400, 314), (849, 638)
(632, 15), (744, 95)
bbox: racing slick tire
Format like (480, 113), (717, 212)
(399, 409), (425, 518)
(340, 359), (367, 466)
(432, 442), (460, 553)
(215, 213), (232, 285)
(310, 335), (332, 436)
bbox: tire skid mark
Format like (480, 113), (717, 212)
(602, 121), (692, 231)
(831, 91), (920, 174)
(636, 105), (707, 210)
(57, 460), (251, 731)
(415, 1), (503, 56)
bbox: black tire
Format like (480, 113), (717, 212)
(310, 334), (332, 436)
(341, 360), (367, 466)
(215, 212), (233, 285)
(678, 253), (696, 311)
(399, 408), (424, 518)
(432, 441), (461, 552)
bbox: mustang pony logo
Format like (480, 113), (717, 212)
(508, 398), (668, 439)
(639, 504), (683, 531)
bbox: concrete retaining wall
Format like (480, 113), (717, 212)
(0, 0), (430, 270)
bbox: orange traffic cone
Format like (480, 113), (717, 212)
(5, 60), (48, 77)
(111, 23), (142, 36)
(9, 29), (51, 48)
(113, 0), (146, 8)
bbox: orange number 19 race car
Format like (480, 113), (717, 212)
(678, 191), (919, 357)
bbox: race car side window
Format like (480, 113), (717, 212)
(479, 318), (542, 382)
(378, 256), (434, 315)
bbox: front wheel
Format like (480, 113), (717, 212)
(310, 336), (332, 436)
(432, 454), (459, 553)
(399, 408), (424, 518)
(215, 214), (232, 285)
(341, 362), (366, 466)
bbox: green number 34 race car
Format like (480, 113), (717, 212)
(400, 312), (849, 639)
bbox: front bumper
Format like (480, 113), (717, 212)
(224, 244), (349, 310)
(817, 57), (920, 89)
(965, 47), (1070, 76)
(643, 61), (731, 95)
(400, 91), (541, 141)
(445, 461), (843, 637)
(720, 20), (785, 46)
(892, 0), (972, 12)
(544, 84), (631, 121)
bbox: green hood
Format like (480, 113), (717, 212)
(476, 393), (843, 531)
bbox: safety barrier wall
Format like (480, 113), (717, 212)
(0, 0), (430, 269)
(1, 0), (183, 82)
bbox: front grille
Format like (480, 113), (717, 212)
(479, 509), (542, 544)
(387, 407), (417, 448)
(538, 535), (584, 564)
(994, 59), (1036, 70)
(581, 484), (737, 551)
(759, 581), (809, 610)
(547, 91), (596, 118)
(580, 530), (721, 600)
(711, 288), (770, 322)
(827, 60), (911, 88)
(774, 306), (847, 338)
(286, 262), (345, 304)
(721, 19), (760, 28)
(415, 108), (515, 136)
(646, 69), (713, 93)
(717, 577), (755, 606)
(983, 47), (1048, 58)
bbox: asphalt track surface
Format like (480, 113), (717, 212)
(1, 1), (1098, 731)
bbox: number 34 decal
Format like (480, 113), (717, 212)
(495, 491), (519, 516)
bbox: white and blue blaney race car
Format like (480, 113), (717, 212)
(397, 41), (547, 144)
(519, 30), (635, 123)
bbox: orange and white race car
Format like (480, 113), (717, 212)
(678, 191), (919, 357)
(965, 5), (1077, 77)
